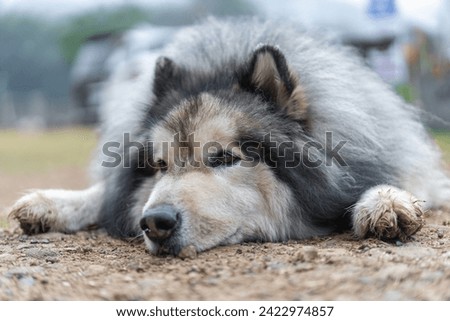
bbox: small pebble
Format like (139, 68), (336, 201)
(17, 244), (32, 250)
(84, 264), (107, 276)
(30, 239), (49, 244)
(292, 246), (318, 262)
(303, 246), (319, 261)
(25, 249), (58, 259)
(19, 276), (35, 287)
(123, 275), (135, 282)
(45, 257), (59, 264)
(357, 244), (369, 251)
(127, 262), (144, 272)
(178, 245), (197, 259)
(292, 250), (305, 262)
(437, 231), (444, 239)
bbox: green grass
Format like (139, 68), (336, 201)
(0, 127), (96, 174)
(0, 217), (8, 228)
(395, 83), (417, 104)
(431, 129), (450, 164)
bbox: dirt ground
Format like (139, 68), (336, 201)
(1, 167), (450, 300)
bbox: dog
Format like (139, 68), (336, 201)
(9, 17), (450, 256)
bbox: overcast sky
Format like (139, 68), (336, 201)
(0, 0), (445, 32)
(0, 0), (189, 17)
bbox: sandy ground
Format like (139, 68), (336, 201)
(1, 168), (450, 300)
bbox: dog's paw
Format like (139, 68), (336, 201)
(353, 185), (425, 241)
(8, 191), (59, 235)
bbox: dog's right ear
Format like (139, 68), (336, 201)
(237, 45), (308, 124)
(153, 56), (180, 99)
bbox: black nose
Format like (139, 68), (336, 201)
(140, 205), (180, 241)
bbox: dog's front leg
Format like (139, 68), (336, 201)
(352, 185), (425, 241)
(8, 183), (104, 234)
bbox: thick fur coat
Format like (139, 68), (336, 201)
(10, 18), (450, 255)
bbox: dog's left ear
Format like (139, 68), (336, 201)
(153, 56), (181, 100)
(238, 45), (308, 122)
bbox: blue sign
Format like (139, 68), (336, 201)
(367, 0), (397, 18)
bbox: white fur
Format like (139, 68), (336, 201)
(352, 185), (424, 239)
(9, 183), (104, 233)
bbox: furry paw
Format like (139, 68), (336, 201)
(353, 185), (425, 241)
(8, 191), (59, 234)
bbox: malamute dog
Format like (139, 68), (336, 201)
(9, 18), (450, 256)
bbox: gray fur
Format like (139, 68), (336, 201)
(162, 17), (450, 205)
(97, 17), (450, 203)
(21, 17), (447, 254)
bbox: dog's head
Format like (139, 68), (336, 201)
(139, 45), (312, 255)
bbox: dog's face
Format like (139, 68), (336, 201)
(140, 46), (310, 255)
(142, 93), (294, 255)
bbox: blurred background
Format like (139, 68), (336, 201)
(1, 0), (450, 222)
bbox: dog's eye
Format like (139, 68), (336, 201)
(156, 159), (168, 172)
(209, 151), (240, 168)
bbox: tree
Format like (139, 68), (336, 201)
(59, 5), (152, 64)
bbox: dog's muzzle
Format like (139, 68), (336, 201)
(140, 205), (180, 241)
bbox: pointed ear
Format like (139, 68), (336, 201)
(153, 56), (180, 99)
(237, 45), (308, 122)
